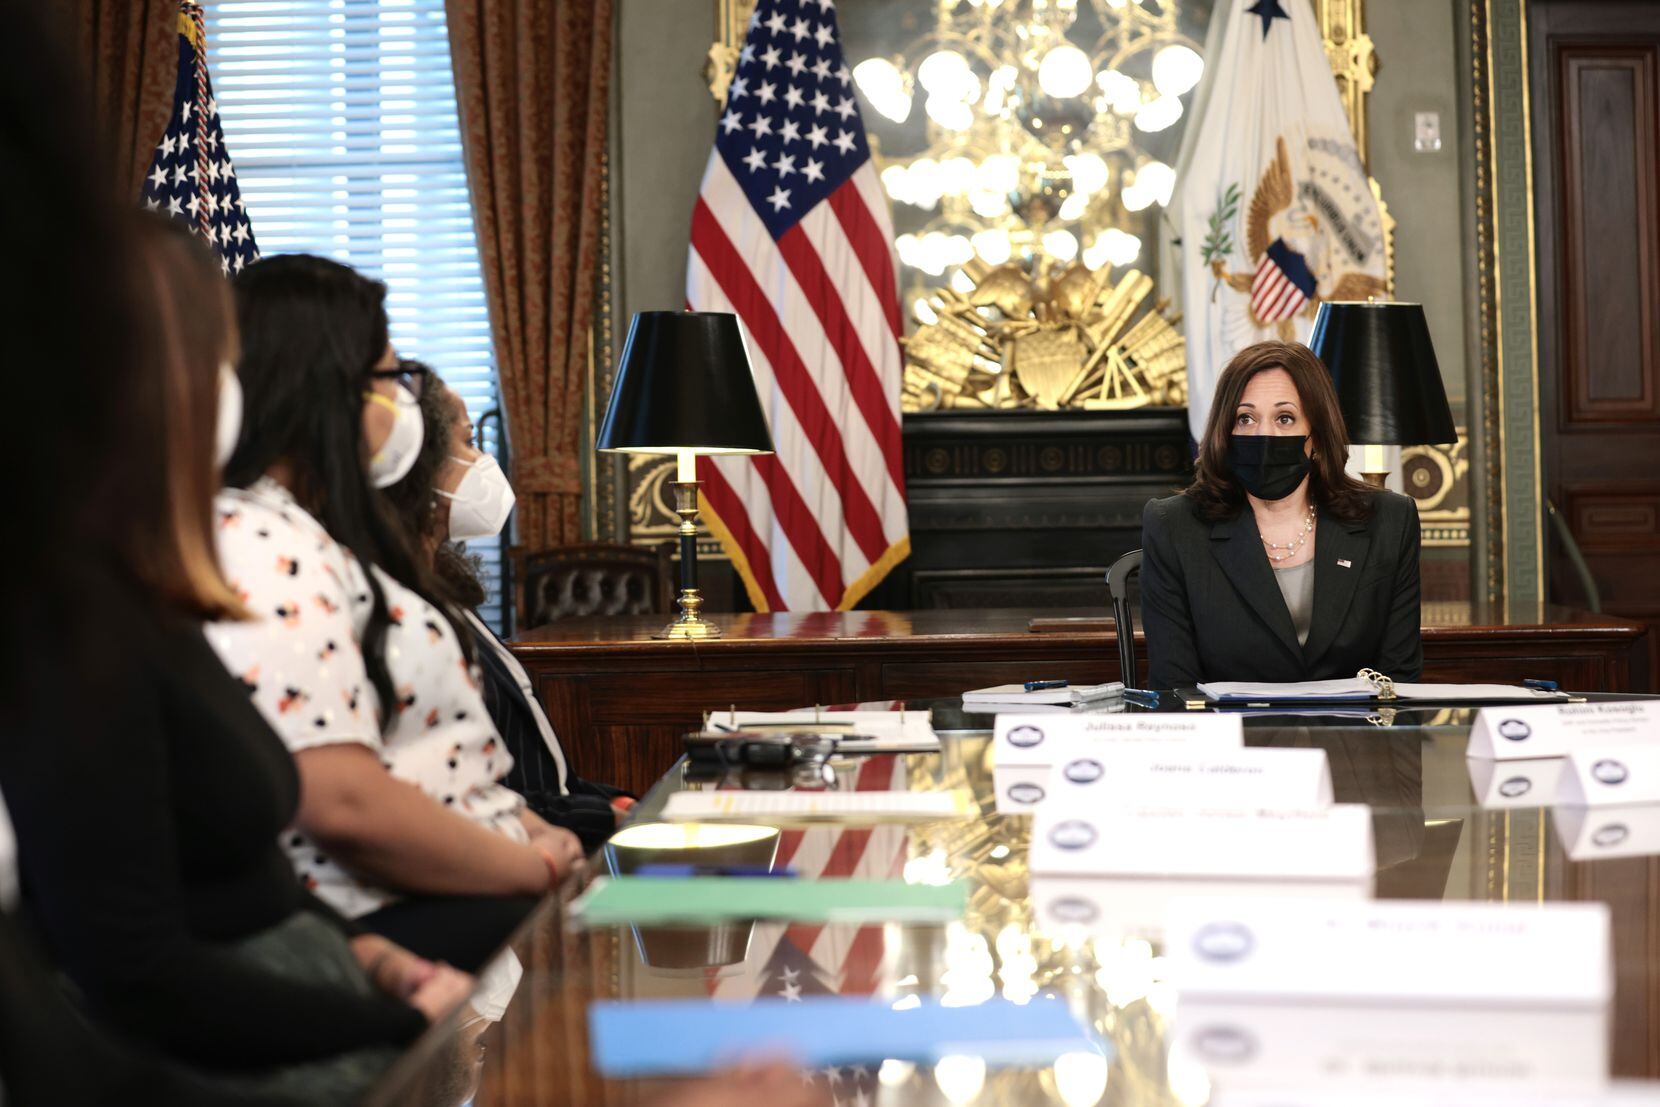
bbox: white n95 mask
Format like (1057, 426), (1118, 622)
(439, 454), (516, 541)
(215, 363), (243, 468)
(364, 385), (425, 489)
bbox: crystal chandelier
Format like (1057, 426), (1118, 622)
(851, 0), (1207, 311)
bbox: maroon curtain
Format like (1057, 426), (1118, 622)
(69, 0), (177, 201)
(445, 0), (614, 548)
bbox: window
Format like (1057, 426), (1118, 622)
(203, 0), (508, 631)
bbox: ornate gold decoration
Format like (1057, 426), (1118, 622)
(1315, 0), (1378, 159)
(1403, 428), (1472, 548)
(903, 261), (1185, 412)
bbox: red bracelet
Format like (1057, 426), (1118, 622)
(535, 846), (563, 888)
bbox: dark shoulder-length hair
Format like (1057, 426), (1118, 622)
(382, 371), (490, 610)
(1184, 340), (1375, 524)
(119, 213), (250, 621)
(225, 255), (468, 723)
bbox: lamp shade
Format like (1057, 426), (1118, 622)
(597, 311), (774, 456)
(1307, 301), (1457, 446)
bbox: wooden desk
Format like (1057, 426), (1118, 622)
(510, 605), (1649, 793)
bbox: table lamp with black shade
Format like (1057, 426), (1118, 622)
(1308, 300), (1458, 488)
(597, 311), (774, 640)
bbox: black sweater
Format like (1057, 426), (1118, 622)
(0, 573), (425, 1070)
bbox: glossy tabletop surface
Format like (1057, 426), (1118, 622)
(369, 701), (1660, 1106)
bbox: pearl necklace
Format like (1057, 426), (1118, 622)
(1261, 505), (1316, 563)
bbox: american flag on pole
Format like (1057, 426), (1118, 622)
(140, 2), (259, 273)
(688, 0), (909, 613)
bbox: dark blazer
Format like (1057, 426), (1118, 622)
(468, 618), (631, 853)
(1139, 489), (1424, 688)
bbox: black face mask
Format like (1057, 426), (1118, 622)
(1227, 434), (1311, 500)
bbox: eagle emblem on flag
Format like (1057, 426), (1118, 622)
(1207, 136), (1386, 338)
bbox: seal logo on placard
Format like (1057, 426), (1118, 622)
(1048, 819), (1097, 850)
(1191, 921), (1255, 963)
(1498, 777), (1532, 798)
(1592, 759), (1629, 786)
(1593, 823), (1630, 848)
(1006, 781), (1046, 805)
(1047, 897), (1100, 924)
(1498, 718), (1532, 742)
(1189, 1024), (1258, 1065)
(1063, 758), (1104, 784)
(1006, 725), (1045, 749)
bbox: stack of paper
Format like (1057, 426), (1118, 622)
(963, 683), (1124, 709)
(702, 708), (939, 752)
(588, 996), (1098, 1076)
(1197, 678), (1572, 705)
(662, 788), (972, 823)
(570, 876), (967, 925)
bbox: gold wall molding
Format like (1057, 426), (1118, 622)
(1464, 0), (1544, 608)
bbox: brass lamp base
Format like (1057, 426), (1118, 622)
(1360, 471), (1388, 489)
(655, 587), (723, 640)
(653, 478), (723, 641)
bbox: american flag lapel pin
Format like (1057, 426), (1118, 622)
(1337, 559), (1352, 568)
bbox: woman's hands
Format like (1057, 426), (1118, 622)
(351, 933), (475, 1023)
(518, 809), (587, 887)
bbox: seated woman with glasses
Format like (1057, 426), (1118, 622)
(206, 254), (586, 973)
(382, 372), (633, 853)
(1138, 340), (1424, 689)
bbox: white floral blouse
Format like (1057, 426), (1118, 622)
(206, 477), (526, 919)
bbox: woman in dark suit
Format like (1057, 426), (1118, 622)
(1140, 340), (1423, 688)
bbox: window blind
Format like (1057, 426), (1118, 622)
(202, 0), (508, 632)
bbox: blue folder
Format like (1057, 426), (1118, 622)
(588, 996), (1101, 1077)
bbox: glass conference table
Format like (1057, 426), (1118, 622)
(367, 700), (1660, 1106)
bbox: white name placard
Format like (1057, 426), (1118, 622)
(1166, 897), (1612, 1008)
(1553, 802), (1660, 861)
(1467, 701), (1660, 760)
(1028, 803), (1374, 881)
(1032, 871), (1370, 944)
(1046, 747), (1333, 811)
(994, 713), (1242, 766)
(1467, 756), (1567, 809)
(1178, 999), (1609, 1101)
(1557, 745), (1660, 806)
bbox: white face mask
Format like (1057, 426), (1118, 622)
(439, 453), (516, 541)
(216, 363), (243, 468)
(365, 384), (425, 489)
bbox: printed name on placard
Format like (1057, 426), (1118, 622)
(1467, 700), (1660, 760)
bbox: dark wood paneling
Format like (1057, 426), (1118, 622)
(1563, 482), (1660, 552)
(1559, 47), (1659, 424)
(1532, 3), (1660, 692)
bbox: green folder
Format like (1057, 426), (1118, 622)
(571, 876), (968, 926)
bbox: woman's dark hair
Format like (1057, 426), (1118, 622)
(225, 255), (468, 723)
(118, 213), (249, 621)
(1184, 340), (1375, 524)
(383, 370), (489, 610)
(3, 4), (146, 674)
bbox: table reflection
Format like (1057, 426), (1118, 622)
(371, 711), (1660, 1106)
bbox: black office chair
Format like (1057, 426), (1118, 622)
(1106, 549), (1142, 684)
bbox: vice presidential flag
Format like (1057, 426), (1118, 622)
(1172, 0), (1385, 443)
(687, 0), (909, 613)
(140, 1), (259, 273)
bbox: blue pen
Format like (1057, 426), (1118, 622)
(1523, 679), (1560, 693)
(632, 864), (798, 879)
(1122, 688), (1161, 707)
(1024, 679), (1069, 692)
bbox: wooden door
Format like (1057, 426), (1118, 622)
(1531, 1), (1660, 691)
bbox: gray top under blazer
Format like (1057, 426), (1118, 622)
(1138, 489), (1424, 689)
